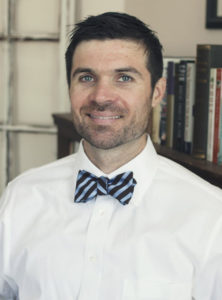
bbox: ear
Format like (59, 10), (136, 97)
(151, 77), (166, 108)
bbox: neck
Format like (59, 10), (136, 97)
(83, 134), (147, 174)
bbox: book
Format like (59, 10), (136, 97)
(207, 69), (217, 162)
(166, 61), (176, 148)
(218, 71), (222, 165)
(184, 61), (196, 154)
(173, 61), (187, 152)
(159, 95), (167, 145)
(192, 44), (222, 159)
(152, 104), (161, 144)
(213, 68), (222, 163)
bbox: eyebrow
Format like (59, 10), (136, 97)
(72, 68), (94, 78)
(115, 67), (142, 77)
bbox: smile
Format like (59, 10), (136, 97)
(88, 114), (122, 120)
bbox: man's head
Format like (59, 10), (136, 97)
(67, 12), (166, 154)
(65, 12), (163, 91)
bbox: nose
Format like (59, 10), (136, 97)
(88, 80), (116, 104)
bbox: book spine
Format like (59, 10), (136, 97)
(213, 68), (222, 163)
(207, 68), (217, 162)
(152, 104), (161, 144)
(218, 69), (222, 165)
(193, 45), (211, 159)
(173, 61), (187, 152)
(184, 62), (196, 154)
(166, 61), (176, 148)
(159, 95), (167, 145)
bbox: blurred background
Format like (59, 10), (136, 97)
(0, 0), (222, 194)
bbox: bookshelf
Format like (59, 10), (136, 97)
(52, 113), (222, 189)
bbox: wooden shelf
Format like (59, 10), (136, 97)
(52, 113), (222, 189)
(52, 113), (81, 158)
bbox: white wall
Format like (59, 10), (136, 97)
(125, 0), (222, 57)
(76, 0), (125, 20)
(77, 0), (222, 57)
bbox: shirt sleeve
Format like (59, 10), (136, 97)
(193, 215), (222, 300)
(0, 189), (18, 300)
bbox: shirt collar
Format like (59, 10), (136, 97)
(74, 136), (159, 206)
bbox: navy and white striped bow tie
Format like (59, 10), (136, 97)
(74, 170), (137, 205)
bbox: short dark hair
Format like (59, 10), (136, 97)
(65, 12), (163, 89)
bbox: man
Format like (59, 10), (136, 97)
(0, 12), (222, 300)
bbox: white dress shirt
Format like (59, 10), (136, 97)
(1, 137), (222, 300)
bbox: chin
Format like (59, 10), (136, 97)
(84, 132), (147, 151)
(75, 121), (148, 150)
(84, 136), (124, 150)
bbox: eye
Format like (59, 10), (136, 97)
(80, 75), (94, 82)
(118, 75), (132, 82)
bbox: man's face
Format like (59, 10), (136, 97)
(69, 39), (163, 150)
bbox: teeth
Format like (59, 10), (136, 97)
(90, 115), (121, 120)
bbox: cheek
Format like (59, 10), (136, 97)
(69, 89), (85, 110)
(130, 91), (151, 111)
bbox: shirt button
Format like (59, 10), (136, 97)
(89, 255), (96, 262)
(99, 209), (105, 216)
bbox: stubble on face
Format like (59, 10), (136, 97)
(72, 97), (151, 150)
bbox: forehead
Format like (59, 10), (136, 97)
(71, 39), (148, 70)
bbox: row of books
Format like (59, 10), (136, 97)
(152, 44), (222, 165)
(152, 58), (196, 153)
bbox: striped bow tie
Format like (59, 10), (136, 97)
(74, 170), (137, 205)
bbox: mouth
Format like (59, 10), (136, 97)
(88, 114), (122, 120)
(86, 113), (123, 125)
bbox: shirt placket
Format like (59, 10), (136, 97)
(77, 196), (115, 300)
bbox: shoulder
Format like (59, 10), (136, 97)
(1, 153), (79, 203)
(12, 153), (78, 185)
(156, 154), (222, 206)
(153, 155), (222, 258)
